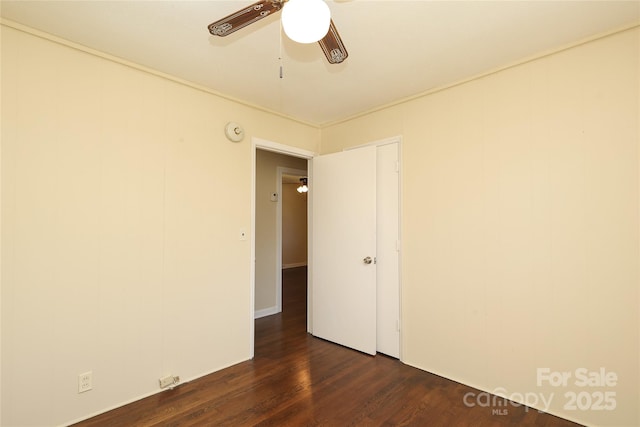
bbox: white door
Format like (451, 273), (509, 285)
(311, 146), (377, 355)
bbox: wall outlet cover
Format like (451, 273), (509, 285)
(78, 371), (92, 393)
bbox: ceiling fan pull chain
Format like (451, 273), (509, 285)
(279, 22), (283, 79)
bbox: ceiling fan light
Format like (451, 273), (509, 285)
(281, 0), (331, 44)
(297, 177), (309, 193)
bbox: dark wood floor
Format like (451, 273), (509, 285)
(73, 267), (582, 426)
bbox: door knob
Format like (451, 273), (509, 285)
(363, 256), (373, 265)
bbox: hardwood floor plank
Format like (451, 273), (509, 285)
(72, 267), (582, 427)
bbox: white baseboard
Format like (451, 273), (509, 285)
(282, 262), (307, 269)
(254, 306), (280, 319)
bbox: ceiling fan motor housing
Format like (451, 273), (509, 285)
(207, 0), (348, 64)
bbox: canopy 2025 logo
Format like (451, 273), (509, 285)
(537, 367), (617, 411)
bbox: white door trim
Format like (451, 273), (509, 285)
(250, 137), (315, 358)
(253, 137), (316, 158)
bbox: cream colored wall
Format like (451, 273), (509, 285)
(322, 28), (639, 427)
(255, 150), (307, 312)
(282, 183), (307, 267)
(0, 24), (319, 426)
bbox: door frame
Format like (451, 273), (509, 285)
(250, 136), (403, 362)
(250, 138), (315, 358)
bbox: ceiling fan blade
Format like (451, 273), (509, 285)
(318, 20), (348, 64)
(208, 0), (283, 37)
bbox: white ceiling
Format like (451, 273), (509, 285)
(2, 1), (638, 126)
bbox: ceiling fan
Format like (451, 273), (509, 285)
(207, 0), (348, 64)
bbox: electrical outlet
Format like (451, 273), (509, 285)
(78, 371), (92, 393)
(159, 375), (174, 388)
(159, 375), (180, 389)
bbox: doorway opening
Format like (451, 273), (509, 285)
(251, 139), (315, 357)
(250, 137), (401, 360)
(254, 151), (308, 318)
